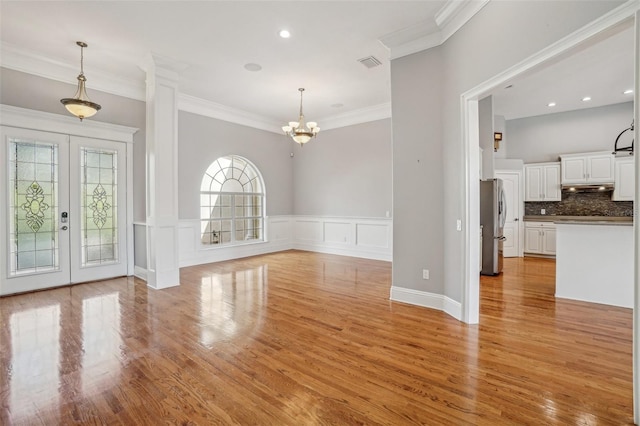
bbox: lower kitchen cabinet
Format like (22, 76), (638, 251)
(524, 222), (556, 256)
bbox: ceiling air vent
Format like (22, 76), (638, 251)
(358, 56), (382, 69)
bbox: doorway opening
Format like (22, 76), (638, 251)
(461, 11), (637, 324)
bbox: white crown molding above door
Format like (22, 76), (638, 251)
(0, 104), (138, 142)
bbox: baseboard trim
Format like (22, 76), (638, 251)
(134, 265), (147, 281)
(389, 286), (462, 321)
(443, 296), (462, 321)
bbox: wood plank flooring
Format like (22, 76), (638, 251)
(0, 250), (633, 425)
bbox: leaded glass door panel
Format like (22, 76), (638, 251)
(1, 127), (71, 294)
(69, 136), (127, 283)
(1, 128), (128, 295)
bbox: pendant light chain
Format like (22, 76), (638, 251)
(299, 88), (304, 118)
(79, 43), (84, 76)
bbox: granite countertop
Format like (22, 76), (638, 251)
(524, 215), (633, 224)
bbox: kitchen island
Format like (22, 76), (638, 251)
(555, 220), (633, 308)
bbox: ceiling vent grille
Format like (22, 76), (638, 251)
(358, 56), (382, 69)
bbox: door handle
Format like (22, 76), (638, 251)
(514, 218), (519, 221)
(61, 226), (68, 231)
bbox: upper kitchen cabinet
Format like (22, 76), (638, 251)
(613, 156), (635, 201)
(524, 162), (561, 201)
(560, 151), (614, 184)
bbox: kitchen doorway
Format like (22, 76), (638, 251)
(461, 7), (638, 423)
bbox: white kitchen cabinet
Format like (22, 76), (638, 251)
(560, 151), (614, 184)
(524, 162), (561, 201)
(524, 222), (556, 256)
(613, 156), (635, 201)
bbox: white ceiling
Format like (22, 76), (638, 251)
(0, 1), (634, 129)
(0, 1), (448, 128)
(492, 19), (635, 120)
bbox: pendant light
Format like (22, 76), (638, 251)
(60, 41), (101, 121)
(282, 88), (320, 145)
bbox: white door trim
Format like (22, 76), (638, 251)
(0, 104), (138, 143)
(0, 105), (138, 294)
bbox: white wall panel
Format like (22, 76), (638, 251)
(324, 222), (350, 244)
(356, 223), (390, 248)
(294, 220), (323, 242)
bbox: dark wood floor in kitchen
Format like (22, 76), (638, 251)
(0, 251), (633, 425)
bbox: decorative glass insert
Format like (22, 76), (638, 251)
(9, 140), (59, 275)
(200, 156), (264, 245)
(81, 147), (118, 266)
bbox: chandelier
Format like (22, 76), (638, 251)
(282, 88), (320, 145)
(60, 41), (102, 121)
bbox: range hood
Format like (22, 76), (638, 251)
(562, 183), (614, 193)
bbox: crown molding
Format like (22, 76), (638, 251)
(380, 0), (490, 60)
(1, 41), (146, 102)
(177, 95), (392, 134)
(435, 0), (490, 42)
(177, 94), (283, 134)
(319, 103), (392, 131)
(379, 22), (443, 60)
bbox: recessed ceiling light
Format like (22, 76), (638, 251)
(547, 102), (556, 107)
(244, 63), (262, 72)
(624, 89), (634, 95)
(279, 30), (290, 38)
(582, 96), (591, 102)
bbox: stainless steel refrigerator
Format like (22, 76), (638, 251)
(480, 179), (506, 276)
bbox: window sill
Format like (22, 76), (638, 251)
(198, 239), (267, 251)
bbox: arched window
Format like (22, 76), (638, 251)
(200, 156), (265, 245)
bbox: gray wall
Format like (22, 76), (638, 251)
(391, 0), (623, 301)
(178, 111), (293, 219)
(292, 118), (392, 217)
(479, 95), (494, 178)
(506, 102), (633, 163)
(391, 47), (444, 292)
(0, 67), (147, 222)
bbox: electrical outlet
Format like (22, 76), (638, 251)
(422, 269), (429, 280)
(456, 220), (462, 231)
(541, 208), (546, 215)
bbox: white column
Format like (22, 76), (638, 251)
(141, 54), (185, 289)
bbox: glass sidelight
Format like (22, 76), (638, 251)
(80, 147), (118, 266)
(8, 139), (60, 275)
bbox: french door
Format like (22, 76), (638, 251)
(1, 126), (127, 295)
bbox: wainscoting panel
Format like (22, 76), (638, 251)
(172, 216), (392, 268)
(324, 221), (351, 244)
(356, 223), (390, 248)
(177, 217), (294, 268)
(293, 216), (392, 261)
(294, 219), (323, 242)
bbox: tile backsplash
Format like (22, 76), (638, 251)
(525, 191), (633, 217)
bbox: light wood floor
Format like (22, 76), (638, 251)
(0, 251), (633, 425)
